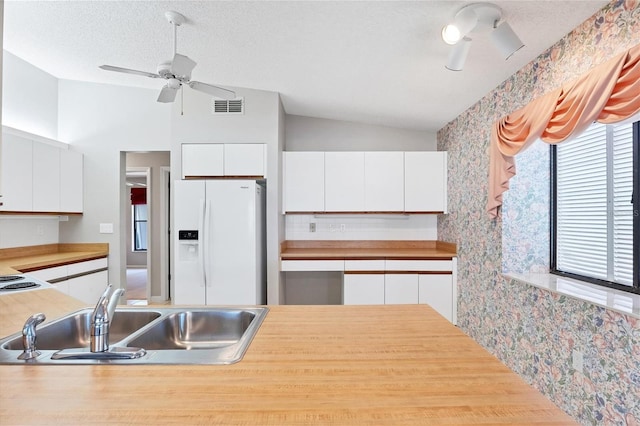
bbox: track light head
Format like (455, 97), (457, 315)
(441, 2), (524, 71)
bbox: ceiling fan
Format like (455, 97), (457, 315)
(99, 11), (235, 103)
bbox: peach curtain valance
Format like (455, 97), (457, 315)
(487, 44), (640, 218)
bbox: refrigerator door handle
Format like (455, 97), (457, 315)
(203, 199), (212, 288)
(198, 198), (206, 288)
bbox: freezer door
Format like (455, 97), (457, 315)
(173, 180), (206, 305)
(204, 180), (261, 305)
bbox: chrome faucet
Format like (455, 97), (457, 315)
(18, 313), (46, 360)
(90, 284), (124, 352)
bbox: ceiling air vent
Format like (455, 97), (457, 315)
(212, 98), (244, 115)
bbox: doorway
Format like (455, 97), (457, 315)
(124, 152), (171, 305)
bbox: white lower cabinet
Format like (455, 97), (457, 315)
(384, 274), (419, 304)
(343, 273), (385, 305)
(25, 258), (109, 305)
(418, 274), (454, 323)
(283, 257), (457, 324)
(66, 270), (109, 305)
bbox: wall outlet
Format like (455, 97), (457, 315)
(572, 349), (584, 373)
(340, 224), (346, 232)
(309, 223), (316, 232)
(36, 225), (44, 236)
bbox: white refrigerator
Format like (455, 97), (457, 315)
(173, 179), (266, 305)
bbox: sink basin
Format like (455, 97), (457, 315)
(2, 309), (161, 350)
(0, 306), (268, 365)
(126, 310), (256, 350)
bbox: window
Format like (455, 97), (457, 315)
(551, 120), (639, 294)
(133, 204), (148, 251)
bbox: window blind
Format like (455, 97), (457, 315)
(612, 123), (634, 285)
(555, 121), (634, 287)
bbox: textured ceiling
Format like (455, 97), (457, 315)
(3, 1), (608, 131)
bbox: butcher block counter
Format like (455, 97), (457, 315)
(0, 243), (108, 275)
(0, 290), (575, 425)
(281, 240), (456, 260)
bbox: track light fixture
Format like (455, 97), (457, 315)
(442, 2), (524, 71)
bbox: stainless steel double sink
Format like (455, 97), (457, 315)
(0, 306), (268, 365)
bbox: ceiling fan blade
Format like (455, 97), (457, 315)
(188, 81), (236, 100)
(157, 85), (179, 103)
(99, 65), (160, 79)
(171, 54), (197, 78)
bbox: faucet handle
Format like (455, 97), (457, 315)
(18, 313), (46, 360)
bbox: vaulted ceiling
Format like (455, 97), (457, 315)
(3, 1), (608, 131)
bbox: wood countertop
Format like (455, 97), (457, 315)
(0, 243), (108, 275)
(0, 290), (574, 425)
(281, 240), (457, 260)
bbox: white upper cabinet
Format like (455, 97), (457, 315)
(325, 152), (365, 212)
(33, 142), (60, 212)
(283, 151), (325, 212)
(404, 151), (447, 213)
(283, 150), (447, 214)
(60, 148), (83, 213)
(181, 143), (266, 178)
(364, 152), (404, 212)
(224, 144), (265, 177)
(0, 133), (33, 212)
(181, 144), (224, 178)
(0, 130), (83, 214)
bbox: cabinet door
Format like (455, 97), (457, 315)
(404, 152), (447, 212)
(364, 152), (404, 211)
(60, 148), (83, 213)
(418, 274), (453, 323)
(32, 142), (61, 212)
(224, 144), (265, 177)
(0, 133), (33, 212)
(181, 144), (224, 178)
(51, 281), (70, 295)
(325, 152), (365, 212)
(283, 152), (324, 212)
(67, 270), (109, 305)
(384, 274), (419, 304)
(343, 273), (384, 305)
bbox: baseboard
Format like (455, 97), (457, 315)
(126, 265), (147, 269)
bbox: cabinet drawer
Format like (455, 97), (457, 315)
(26, 265), (67, 282)
(385, 260), (452, 272)
(281, 260), (345, 272)
(67, 258), (108, 276)
(344, 260), (385, 271)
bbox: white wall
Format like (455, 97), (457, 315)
(1, 51), (58, 139)
(283, 114), (439, 242)
(285, 114), (437, 151)
(1, 51), (61, 250)
(170, 86), (285, 304)
(0, 216), (59, 248)
(57, 80), (172, 293)
(285, 214), (437, 240)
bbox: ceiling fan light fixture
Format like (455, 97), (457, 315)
(490, 21), (525, 60)
(445, 37), (472, 71)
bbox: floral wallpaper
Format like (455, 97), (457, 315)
(437, 1), (640, 425)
